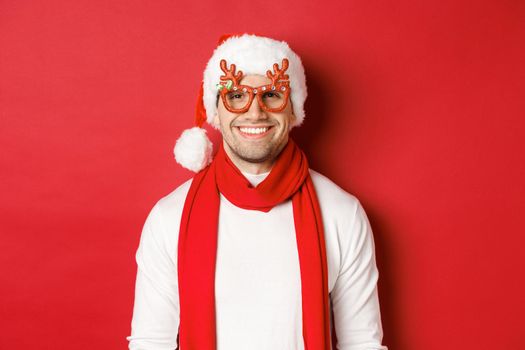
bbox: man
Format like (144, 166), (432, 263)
(127, 34), (388, 350)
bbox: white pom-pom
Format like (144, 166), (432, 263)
(174, 127), (213, 172)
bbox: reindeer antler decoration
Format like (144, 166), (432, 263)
(218, 59), (243, 90)
(266, 58), (290, 86)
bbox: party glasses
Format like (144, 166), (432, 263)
(216, 58), (291, 113)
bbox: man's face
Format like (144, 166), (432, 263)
(213, 74), (296, 166)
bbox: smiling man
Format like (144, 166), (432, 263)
(127, 34), (388, 350)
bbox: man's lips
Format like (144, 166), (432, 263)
(234, 125), (274, 139)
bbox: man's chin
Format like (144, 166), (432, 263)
(223, 137), (282, 164)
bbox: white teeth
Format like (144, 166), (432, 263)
(239, 127), (269, 135)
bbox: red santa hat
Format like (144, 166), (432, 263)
(174, 33), (307, 172)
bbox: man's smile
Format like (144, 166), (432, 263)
(234, 125), (275, 139)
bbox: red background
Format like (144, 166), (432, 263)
(1, 1), (524, 349)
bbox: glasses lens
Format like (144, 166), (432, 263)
(261, 90), (287, 110)
(224, 91), (250, 110)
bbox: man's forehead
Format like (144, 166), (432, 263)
(239, 74), (272, 85)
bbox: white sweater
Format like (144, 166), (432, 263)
(127, 169), (387, 350)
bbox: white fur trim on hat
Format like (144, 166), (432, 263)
(203, 34), (307, 129)
(174, 127), (213, 172)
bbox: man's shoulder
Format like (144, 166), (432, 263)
(154, 177), (193, 216)
(309, 169), (360, 204)
(309, 168), (361, 219)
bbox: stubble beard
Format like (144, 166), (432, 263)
(223, 127), (287, 165)
(225, 137), (277, 164)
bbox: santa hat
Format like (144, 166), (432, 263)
(174, 33), (307, 172)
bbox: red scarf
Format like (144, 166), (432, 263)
(177, 138), (331, 350)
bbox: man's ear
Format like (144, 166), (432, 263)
(212, 112), (220, 128)
(289, 113), (297, 131)
(288, 98), (297, 127)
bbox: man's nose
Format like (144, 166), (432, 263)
(245, 97), (267, 120)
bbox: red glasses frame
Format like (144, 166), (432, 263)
(217, 58), (291, 113)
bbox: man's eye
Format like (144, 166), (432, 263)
(263, 92), (281, 99)
(227, 93), (243, 99)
